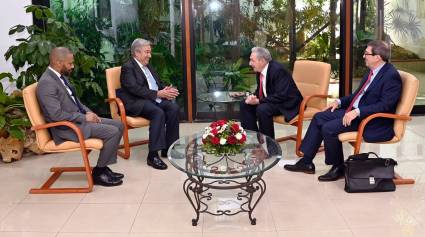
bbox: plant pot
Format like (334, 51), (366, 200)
(0, 136), (24, 163)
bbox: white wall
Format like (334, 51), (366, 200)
(0, 0), (32, 93)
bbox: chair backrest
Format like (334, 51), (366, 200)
(105, 66), (122, 120)
(22, 83), (51, 150)
(292, 60), (331, 110)
(393, 70), (419, 140)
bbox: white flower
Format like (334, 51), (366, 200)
(202, 133), (208, 139)
(220, 138), (227, 145)
(235, 133), (242, 140)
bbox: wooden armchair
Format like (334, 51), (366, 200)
(273, 60), (331, 156)
(338, 70), (419, 185)
(105, 67), (149, 159)
(23, 83), (103, 194)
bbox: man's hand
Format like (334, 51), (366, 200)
(245, 95), (260, 105)
(322, 100), (339, 112)
(85, 112), (101, 123)
(342, 110), (359, 127)
(157, 86), (179, 100)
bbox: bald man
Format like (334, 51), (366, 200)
(37, 47), (124, 187)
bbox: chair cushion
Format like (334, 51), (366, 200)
(126, 116), (150, 128)
(273, 107), (322, 124)
(42, 138), (103, 152)
(338, 132), (399, 144)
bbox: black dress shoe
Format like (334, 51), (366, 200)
(147, 156), (168, 170)
(284, 159), (315, 174)
(318, 165), (345, 182)
(105, 166), (124, 179)
(92, 170), (123, 187)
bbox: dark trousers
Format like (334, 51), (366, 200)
(300, 109), (360, 166)
(239, 101), (281, 139)
(138, 100), (179, 152)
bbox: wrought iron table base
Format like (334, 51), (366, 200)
(183, 173), (266, 226)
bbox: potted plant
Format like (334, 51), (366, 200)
(0, 82), (32, 162)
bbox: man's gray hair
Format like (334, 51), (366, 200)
(251, 47), (272, 62)
(131, 38), (151, 56)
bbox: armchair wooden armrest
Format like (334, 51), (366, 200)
(353, 113), (411, 154)
(295, 94), (328, 125)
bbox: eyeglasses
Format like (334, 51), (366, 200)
(363, 51), (376, 56)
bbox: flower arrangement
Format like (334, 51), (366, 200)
(201, 120), (247, 155)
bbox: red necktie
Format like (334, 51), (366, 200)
(346, 71), (373, 113)
(259, 73), (264, 99)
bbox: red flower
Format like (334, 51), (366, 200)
(231, 123), (240, 133)
(211, 128), (218, 135)
(227, 135), (237, 145)
(211, 137), (220, 145)
(217, 119), (227, 126)
(239, 134), (246, 143)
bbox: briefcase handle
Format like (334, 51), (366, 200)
(347, 152), (397, 166)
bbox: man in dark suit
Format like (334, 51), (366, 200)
(284, 40), (402, 181)
(37, 47), (124, 187)
(240, 47), (303, 139)
(117, 38), (180, 170)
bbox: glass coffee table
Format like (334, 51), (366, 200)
(168, 130), (282, 226)
(198, 91), (247, 119)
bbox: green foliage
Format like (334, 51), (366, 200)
(0, 86), (31, 141)
(4, 5), (106, 114)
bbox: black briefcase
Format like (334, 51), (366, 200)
(344, 152), (397, 193)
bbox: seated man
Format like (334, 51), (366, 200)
(37, 47), (124, 187)
(117, 38), (180, 170)
(284, 40), (402, 181)
(240, 47), (303, 139)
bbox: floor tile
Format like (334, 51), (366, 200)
(61, 203), (139, 233)
(0, 203), (77, 232)
(269, 199), (348, 231)
(277, 230), (354, 237)
(0, 232), (57, 237)
(131, 203), (202, 233)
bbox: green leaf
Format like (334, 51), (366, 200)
(8, 25), (25, 35)
(0, 117), (6, 129)
(8, 126), (25, 141)
(0, 73), (13, 81)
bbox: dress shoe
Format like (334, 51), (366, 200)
(318, 165), (345, 182)
(147, 156), (168, 170)
(92, 169), (123, 187)
(284, 159), (315, 174)
(105, 166), (124, 179)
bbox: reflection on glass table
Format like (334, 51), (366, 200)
(168, 130), (282, 226)
(197, 91), (248, 119)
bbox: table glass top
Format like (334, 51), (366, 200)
(198, 91), (247, 103)
(168, 130), (282, 179)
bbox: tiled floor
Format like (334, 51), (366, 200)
(1, 118), (425, 237)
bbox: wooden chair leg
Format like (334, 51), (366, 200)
(117, 124), (149, 159)
(393, 172), (415, 185)
(30, 149), (94, 194)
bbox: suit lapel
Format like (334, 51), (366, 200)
(363, 63), (389, 96)
(47, 69), (78, 105)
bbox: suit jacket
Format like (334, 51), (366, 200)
(36, 69), (92, 144)
(340, 63), (402, 142)
(117, 58), (165, 116)
(255, 60), (303, 122)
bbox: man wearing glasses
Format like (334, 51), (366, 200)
(284, 40), (402, 181)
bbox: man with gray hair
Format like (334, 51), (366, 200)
(117, 38), (180, 170)
(240, 47), (303, 139)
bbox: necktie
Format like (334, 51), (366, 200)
(346, 71), (373, 113)
(258, 73), (265, 99)
(143, 66), (162, 103)
(60, 76), (87, 114)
